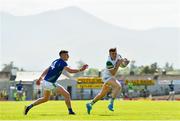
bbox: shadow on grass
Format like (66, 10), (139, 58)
(98, 114), (117, 116)
(38, 113), (68, 116)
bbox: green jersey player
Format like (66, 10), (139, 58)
(86, 48), (129, 114)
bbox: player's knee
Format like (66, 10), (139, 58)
(65, 92), (70, 99)
(98, 92), (105, 98)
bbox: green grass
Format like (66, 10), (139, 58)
(0, 100), (180, 120)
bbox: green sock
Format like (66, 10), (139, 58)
(90, 100), (96, 105)
(110, 98), (115, 105)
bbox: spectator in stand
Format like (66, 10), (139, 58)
(167, 80), (175, 100)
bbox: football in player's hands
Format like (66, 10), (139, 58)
(120, 58), (130, 68)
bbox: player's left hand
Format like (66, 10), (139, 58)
(123, 58), (130, 65)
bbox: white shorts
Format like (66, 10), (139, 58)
(169, 91), (175, 94)
(17, 90), (23, 93)
(102, 70), (115, 83)
(43, 80), (61, 91)
(102, 76), (117, 84)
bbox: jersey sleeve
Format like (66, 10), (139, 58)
(106, 61), (114, 70)
(63, 61), (68, 67)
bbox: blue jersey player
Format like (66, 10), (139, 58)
(24, 50), (88, 115)
(167, 80), (175, 100)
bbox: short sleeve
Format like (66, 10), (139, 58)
(106, 61), (114, 70)
(63, 61), (68, 67)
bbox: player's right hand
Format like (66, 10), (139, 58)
(116, 59), (123, 67)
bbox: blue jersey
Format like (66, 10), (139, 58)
(44, 59), (67, 83)
(169, 84), (174, 91)
(16, 83), (23, 91)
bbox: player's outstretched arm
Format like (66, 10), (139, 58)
(64, 64), (88, 73)
(36, 67), (50, 85)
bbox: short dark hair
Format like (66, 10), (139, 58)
(59, 50), (68, 57)
(109, 48), (117, 53)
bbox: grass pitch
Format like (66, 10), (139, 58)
(0, 100), (180, 120)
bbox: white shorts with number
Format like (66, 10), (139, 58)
(43, 80), (61, 91)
